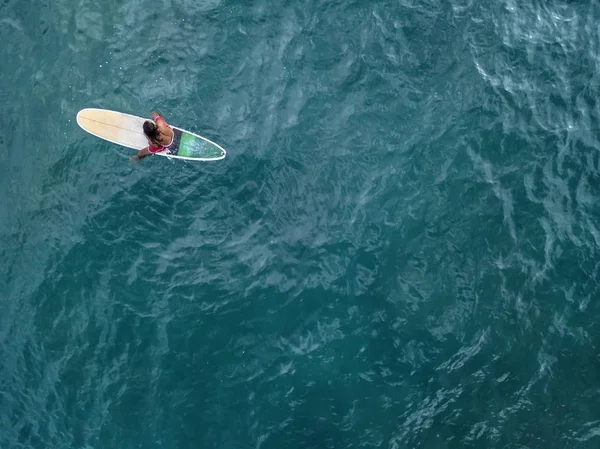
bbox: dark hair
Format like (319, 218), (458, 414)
(143, 120), (161, 145)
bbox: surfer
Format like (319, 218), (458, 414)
(130, 111), (175, 161)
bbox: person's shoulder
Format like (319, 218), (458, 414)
(156, 118), (170, 129)
(159, 122), (173, 133)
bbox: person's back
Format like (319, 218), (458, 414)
(131, 111), (175, 161)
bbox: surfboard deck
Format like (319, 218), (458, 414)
(76, 108), (226, 161)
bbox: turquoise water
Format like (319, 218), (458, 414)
(3, 0), (600, 447)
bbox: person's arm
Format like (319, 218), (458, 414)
(130, 146), (153, 162)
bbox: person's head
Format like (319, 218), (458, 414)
(143, 120), (161, 144)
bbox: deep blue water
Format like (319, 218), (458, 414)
(3, 0), (600, 448)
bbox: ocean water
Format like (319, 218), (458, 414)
(3, 0), (600, 447)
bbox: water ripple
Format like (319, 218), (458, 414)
(4, 0), (600, 447)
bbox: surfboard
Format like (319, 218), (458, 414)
(76, 108), (226, 161)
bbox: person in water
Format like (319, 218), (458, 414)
(130, 111), (175, 161)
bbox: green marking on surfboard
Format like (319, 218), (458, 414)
(178, 132), (224, 159)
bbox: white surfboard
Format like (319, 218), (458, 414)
(76, 108), (226, 161)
